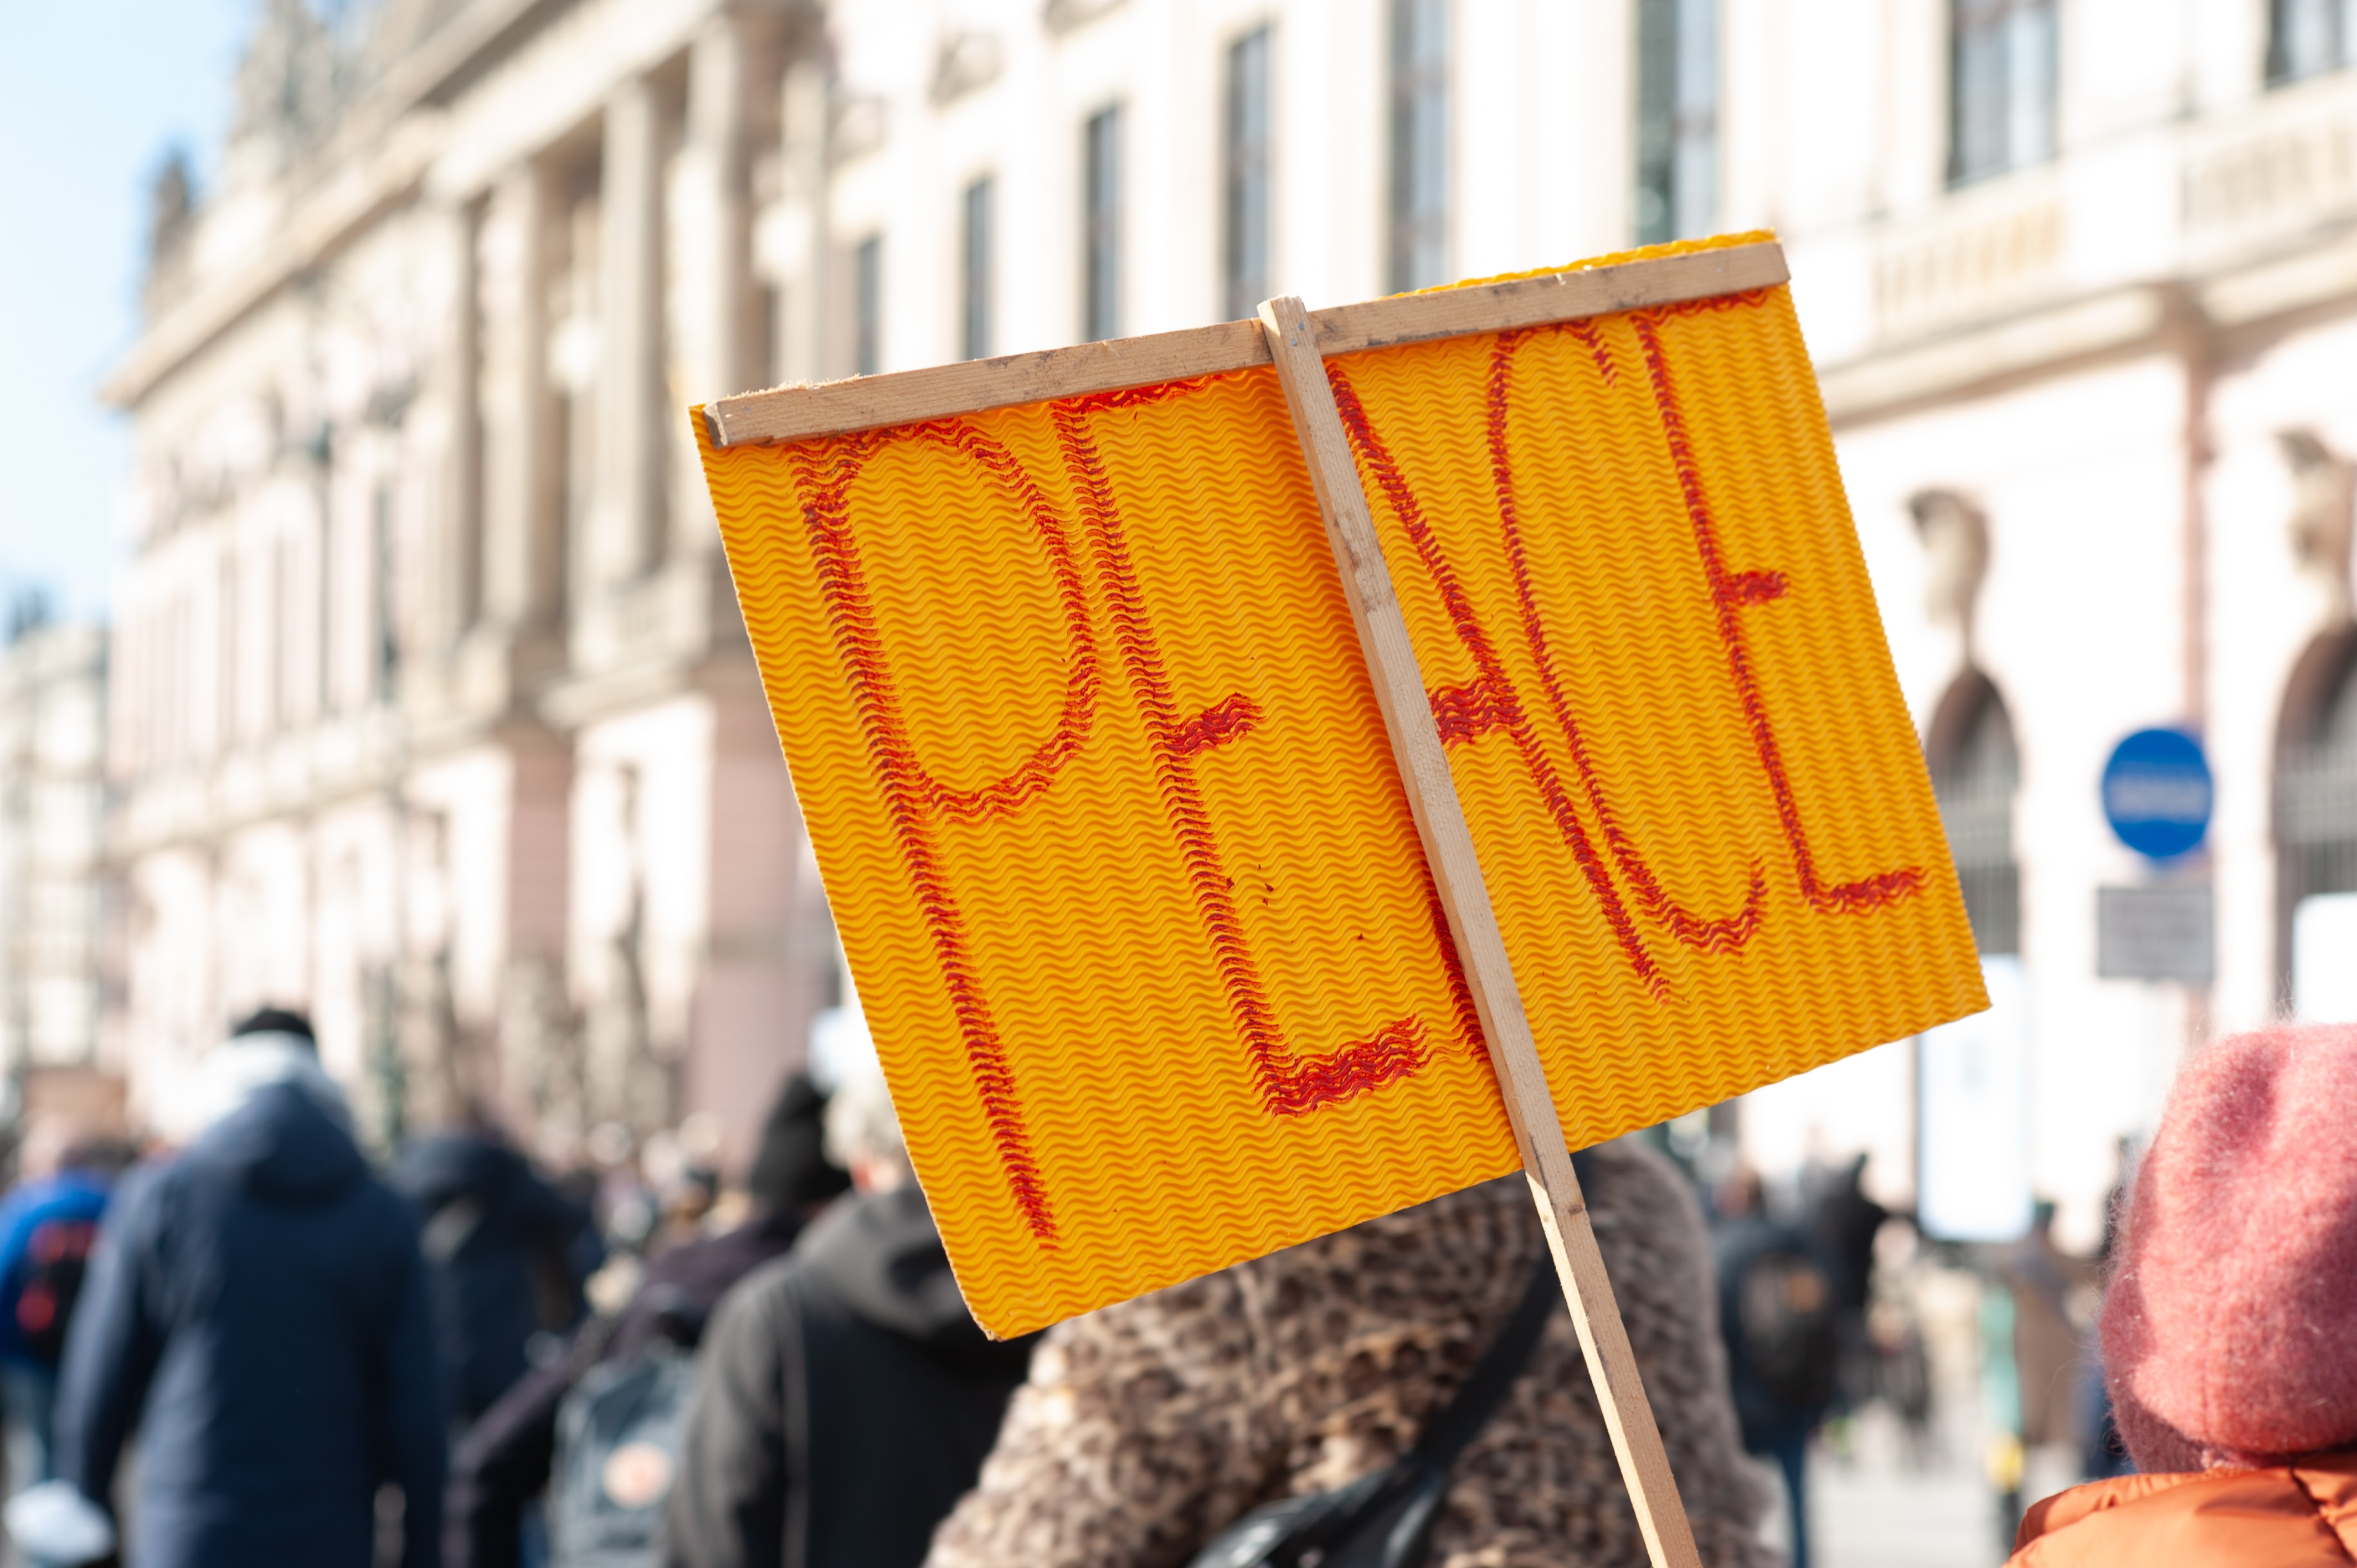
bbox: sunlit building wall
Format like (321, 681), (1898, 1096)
(826, 0), (2357, 1249)
(0, 622), (117, 1131)
(101, 0), (2357, 1229)
(103, 0), (840, 1168)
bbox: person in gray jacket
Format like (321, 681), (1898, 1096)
(660, 1066), (1032, 1568)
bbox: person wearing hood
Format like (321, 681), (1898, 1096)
(445, 1072), (852, 1568)
(6, 1009), (445, 1568)
(392, 1116), (600, 1423)
(659, 1065), (1033, 1568)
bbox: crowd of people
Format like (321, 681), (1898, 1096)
(0, 1009), (2345, 1568)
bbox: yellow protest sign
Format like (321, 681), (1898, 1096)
(697, 233), (1984, 1340)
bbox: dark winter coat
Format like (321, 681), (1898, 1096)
(52, 1082), (446, 1568)
(393, 1132), (598, 1420)
(660, 1186), (1035, 1568)
(445, 1208), (806, 1568)
(1713, 1211), (1841, 1447)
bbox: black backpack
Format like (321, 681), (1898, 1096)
(1736, 1245), (1841, 1410)
(14, 1216), (97, 1366)
(548, 1299), (704, 1568)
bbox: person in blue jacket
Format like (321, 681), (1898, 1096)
(0, 1120), (118, 1496)
(7, 1008), (445, 1568)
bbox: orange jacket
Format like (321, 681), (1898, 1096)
(2008, 1452), (2357, 1565)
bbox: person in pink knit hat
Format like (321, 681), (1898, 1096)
(2006, 1023), (2357, 1565)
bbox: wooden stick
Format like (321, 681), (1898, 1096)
(1257, 294), (1706, 1568)
(704, 241), (1785, 447)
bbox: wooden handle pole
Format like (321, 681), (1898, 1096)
(1257, 295), (1706, 1568)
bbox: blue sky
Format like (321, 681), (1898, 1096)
(0, 0), (253, 623)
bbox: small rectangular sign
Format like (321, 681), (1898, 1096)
(2096, 884), (2215, 983)
(696, 234), (1986, 1337)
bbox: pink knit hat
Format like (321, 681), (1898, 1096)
(2101, 1024), (2357, 1472)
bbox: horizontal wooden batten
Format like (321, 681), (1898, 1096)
(703, 240), (1788, 447)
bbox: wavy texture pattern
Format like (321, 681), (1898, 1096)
(700, 368), (1518, 1336)
(696, 232), (1984, 1339)
(1330, 270), (1984, 1152)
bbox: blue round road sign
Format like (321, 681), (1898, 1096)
(2102, 728), (2212, 860)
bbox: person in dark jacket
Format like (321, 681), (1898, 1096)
(394, 1121), (601, 1424)
(1805, 1152), (1887, 1324)
(445, 1073), (852, 1568)
(1713, 1168), (1841, 1568)
(8, 1008), (445, 1568)
(661, 1064), (1032, 1568)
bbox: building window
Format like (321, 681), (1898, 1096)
(854, 234), (882, 376)
(1634, 0), (1719, 246)
(1388, 0), (1449, 292)
(1224, 27), (1272, 321)
(2269, 0), (2355, 84)
(754, 282), (782, 386)
(1083, 105), (1123, 342)
(2278, 628), (2357, 993)
(1929, 670), (2021, 956)
(1950, 0), (2058, 186)
(963, 178), (994, 360)
(373, 482), (400, 706)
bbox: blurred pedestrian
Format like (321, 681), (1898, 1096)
(925, 1139), (1769, 1568)
(446, 1072), (850, 1568)
(1979, 1271), (2025, 1551)
(1712, 1168), (1841, 1568)
(1803, 1153), (1888, 1441)
(5, 1007), (445, 1568)
(586, 1125), (658, 1259)
(2072, 1353), (2130, 1483)
(0, 1119), (120, 1500)
(394, 1116), (602, 1424)
(2006, 1024), (2357, 1564)
(1855, 1216), (1935, 1468)
(2073, 1142), (2139, 1484)
(1998, 1201), (2094, 1464)
(1804, 1153), (1886, 1324)
(662, 1066), (1035, 1568)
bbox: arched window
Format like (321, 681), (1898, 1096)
(1928, 669), (2021, 955)
(2277, 627), (2357, 986)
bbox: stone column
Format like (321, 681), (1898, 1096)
(688, 14), (756, 404)
(597, 79), (663, 586)
(480, 160), (559, 638)
(778, 56), (828, 386)
(676, 15), (759, 553)
(442, 196), (483, 648)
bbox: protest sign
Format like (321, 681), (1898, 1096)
(699, 229), (1980, 1332)
(695, 232), (1984, 1562)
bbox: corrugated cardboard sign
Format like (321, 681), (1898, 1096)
(696, 233), (1985, 1340)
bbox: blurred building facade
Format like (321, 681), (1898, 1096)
(104, 0), (840, 1164)
(105, 0), (2357, 1231)
(811, 0), (2357, 1247)
(0, 618), (119, 1133)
